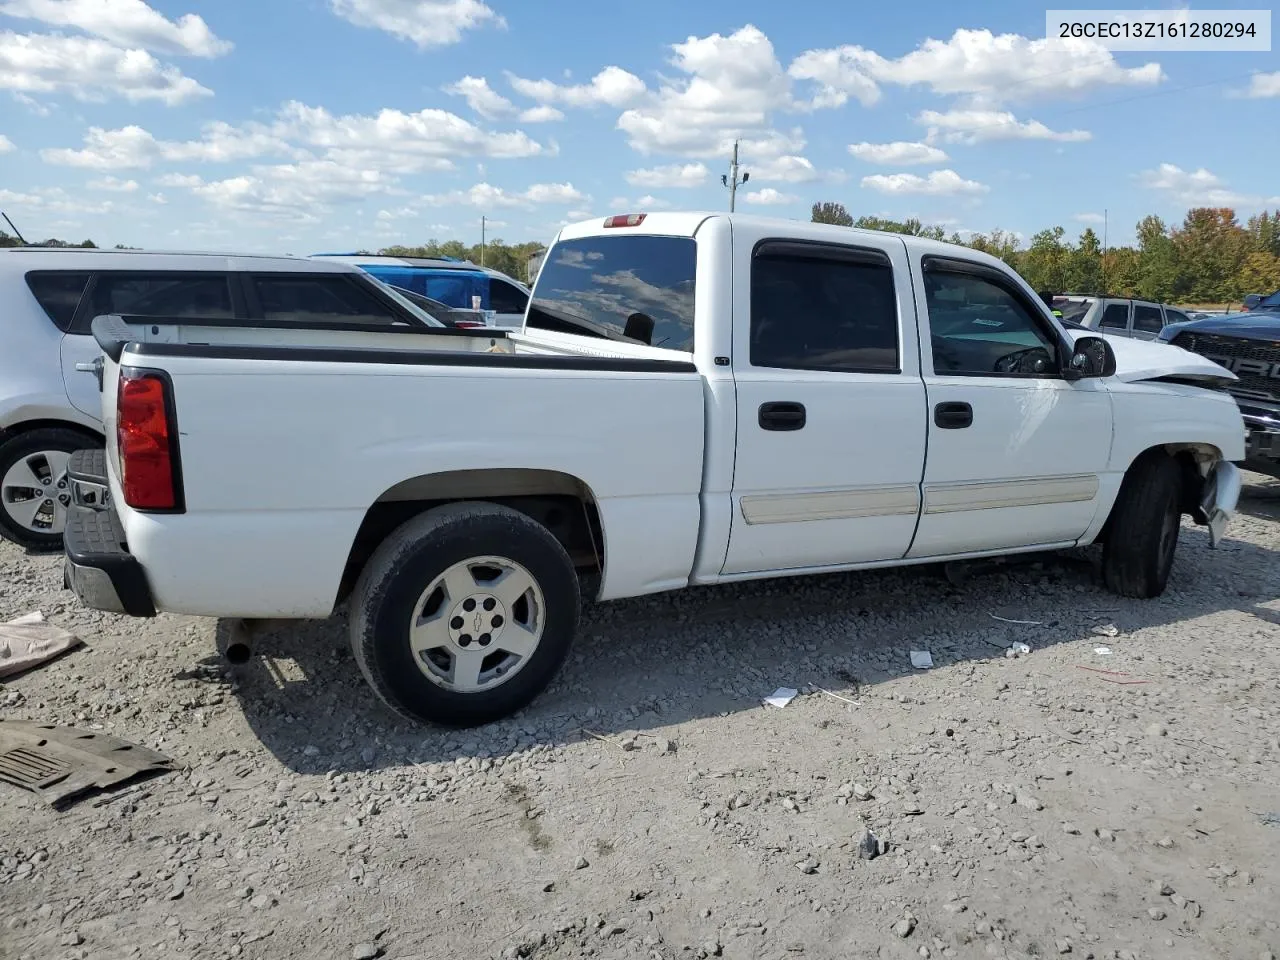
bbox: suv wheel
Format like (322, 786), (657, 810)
(0, 428), (94, 551)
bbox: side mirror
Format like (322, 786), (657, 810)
(1243, 294), (1263, 311)
(1066, 335), (1116, 380)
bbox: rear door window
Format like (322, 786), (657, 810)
(1098, 303), (1130, 329)
(85, 273), (234, 330)
(528, 235), (696, 351)
(252, 274), (400, 326)
(25, 271), (91, 332)
(1133, 303), (1164, 334)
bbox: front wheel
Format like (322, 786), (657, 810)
(349, 502), (581, 727)
(1101, 451), (1182, 599)
(0, 428), (94, 551)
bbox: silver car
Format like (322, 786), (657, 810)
(1055, 295), (1197, 341)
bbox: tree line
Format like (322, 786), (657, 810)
(811, 202), (1280, 306)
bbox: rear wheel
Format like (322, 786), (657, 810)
(1101, 451), (1182, 599)
(0, 428), (93, 551)
(350, 502), (580, 727)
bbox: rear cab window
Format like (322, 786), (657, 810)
(25, 271), (91, 332)
(527, 235), (696, 351)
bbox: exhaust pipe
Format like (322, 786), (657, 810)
(216, 619), (253, 665)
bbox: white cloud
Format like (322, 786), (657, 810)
(0, 31), (210, 104)
(330, 0), (503, 48)
(443, 75), (514, 119)
(625, 163), (708, 189)
(793, 29), (1162, 107)
(157, 172), (202, 187)
(508, 65), (646, 108)
(1136, 163), (1278, 207)
(423, 181), (586, 210)
(788, 47), (881, 109)
(0, 185), (113, 214)
(861, 169), (988, 196)
(749, 154), (820, 183)
(187, 159), (401, 223)
(1073, 212), (1106, 224)
(0, 132), (13, 152)
(518, 104), (562, 123)
(41, 122), (296, 168)
(87, 175), (138, 192)
(744, 187), (798, 205)
(1244, 71), (1280, 98)
(375, 205), (418, 221)
(917, 109), (1090, 144)
(849, 141), (948, 165)
(0, 0), (231, 57)
(148, 191), (165, 204)
(631, 194), (670, 209)
(278, 100), (546, 164)
(616, 25), (796, 159)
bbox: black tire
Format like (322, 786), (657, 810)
(1101, 451), (1182, 599)
(0, 427), (97, 551)
(349, 501), (580, 727)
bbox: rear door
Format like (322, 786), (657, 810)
(62, 271), (237, 418)
(722, 229), (927, 575)
(908, 256), (1112, 557)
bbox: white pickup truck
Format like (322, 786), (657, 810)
(63, 213), (1245, 726)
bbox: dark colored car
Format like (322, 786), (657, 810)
(1160, 312), (1280, 477)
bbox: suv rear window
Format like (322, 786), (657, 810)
(26, 271), (91, 331)
(527, 235), (696, 351)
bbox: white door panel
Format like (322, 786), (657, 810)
(724, 374), (926, 573)
(60, 334), (105, 420)
(722, 228), (927, 576)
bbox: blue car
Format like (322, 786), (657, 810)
(311, 254), (531, 327)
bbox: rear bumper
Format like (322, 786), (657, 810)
(62, 502), (156, 617)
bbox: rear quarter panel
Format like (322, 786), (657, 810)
(111, 351), (706, 617)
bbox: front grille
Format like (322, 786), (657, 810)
(1171, 332), (1280, 402)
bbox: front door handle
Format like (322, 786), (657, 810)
(759, 401), (806, 431)
(934, 401), (973, 429)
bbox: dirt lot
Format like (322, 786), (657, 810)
(3, 479), (1280, 960)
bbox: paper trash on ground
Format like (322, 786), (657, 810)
(1094, 646), (1113, 655)
(763, 687), (798, 708)
(0, 612), (83, 679)
(909, 651), (934, 669)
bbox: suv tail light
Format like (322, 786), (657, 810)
(117, 370), (182, 511)
(603, 213), (646, 228)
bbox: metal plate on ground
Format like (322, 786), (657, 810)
(0, 719), (173, 808)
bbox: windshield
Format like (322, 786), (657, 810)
(526, 234), (697, 350)
(1261, 290), (1280, 309)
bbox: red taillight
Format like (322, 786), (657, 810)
(603, 213), (646, 228)
(453, 320), (487, 328)
(117, 372), (179, 511)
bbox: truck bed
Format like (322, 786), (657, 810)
(90, 315), (707, 618)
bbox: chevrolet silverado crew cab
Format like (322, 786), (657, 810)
(0, 247), (445, 550)
(62, 213), (1245, 726)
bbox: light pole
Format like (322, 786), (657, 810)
(721, 139), (749, 213)
(480, 215), (486, 267)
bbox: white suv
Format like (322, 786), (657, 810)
(0, 248), (442, 550)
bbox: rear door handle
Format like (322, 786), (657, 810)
(934, 401), (973, 429)
(759, 401), (806, 431)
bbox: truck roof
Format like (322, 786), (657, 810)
(555, 211), (1009, 271)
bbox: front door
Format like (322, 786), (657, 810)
(722, 231), (927, 575)
(907, 257), (1113, 558)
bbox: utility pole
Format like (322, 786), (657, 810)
(480, 215), (486, 267)
(720, 139), (749, 213)
(1101, 208), (1108, 293)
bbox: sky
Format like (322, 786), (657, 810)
(0, 0), (1277, 254)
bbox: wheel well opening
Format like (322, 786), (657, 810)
(0, 420), (103, 448)
(338, 469), (604, 606)
(1098, 443), (1221, 544)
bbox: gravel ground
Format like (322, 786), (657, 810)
(3, 477), (1280, 960)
